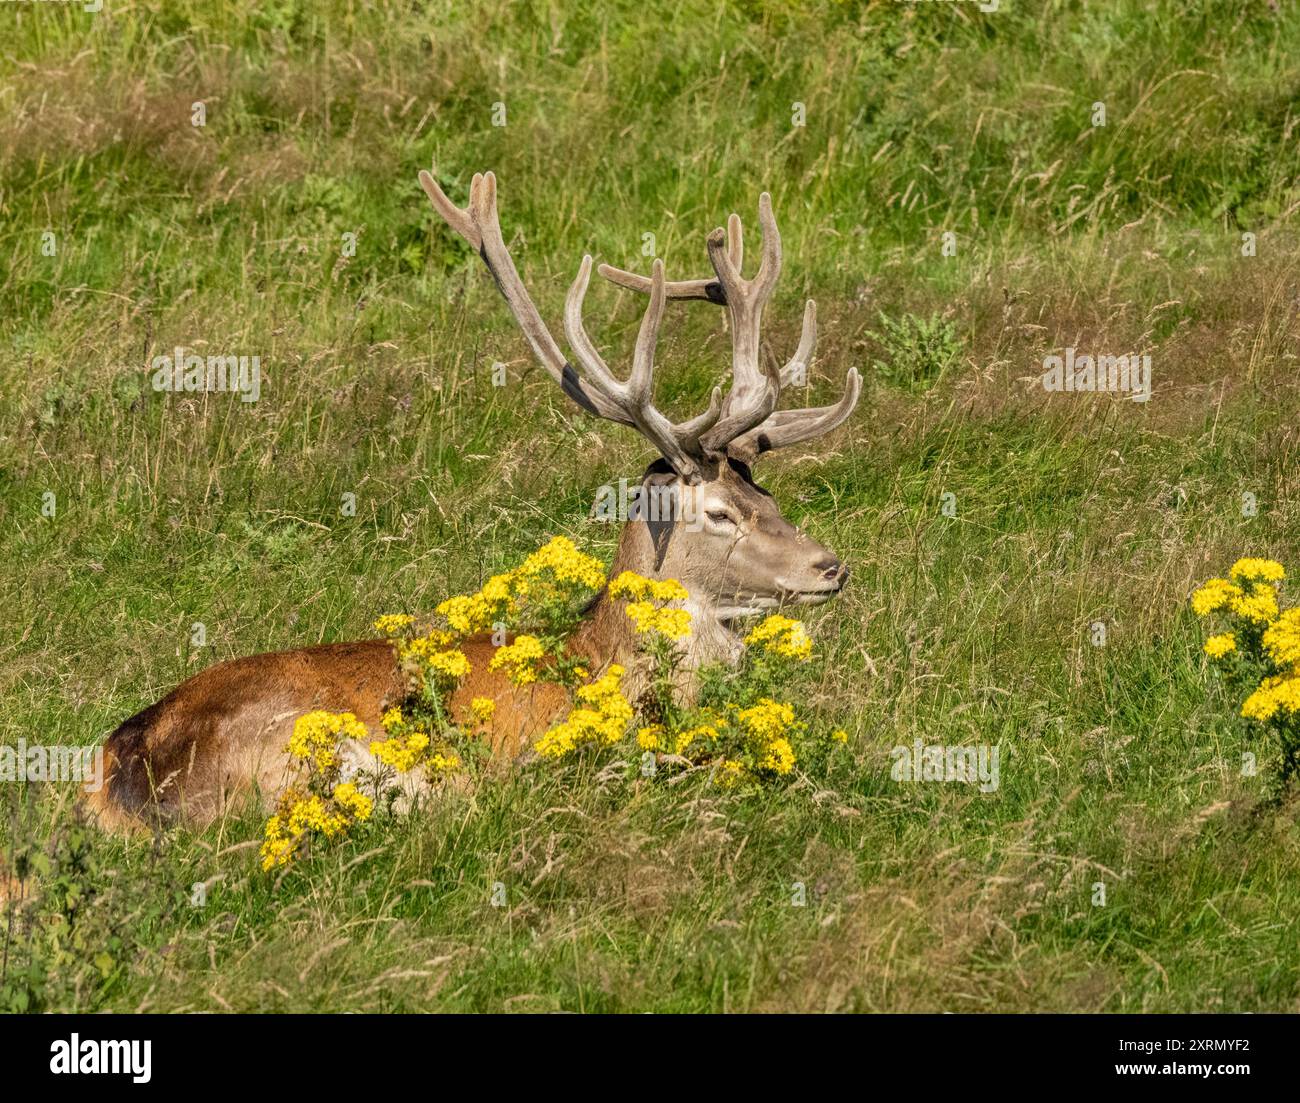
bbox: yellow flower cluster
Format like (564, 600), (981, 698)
(635, 694), (840, 785)
(1203, 633), (1237, 659)
(637, 724), (664, 750)
(759, 738), (796, 774)
(332, 782), (373, 821)
(287, 711), (368, 775)
(734, 698), (802, 776)
(744, 614), (813, 660)
(437, 574), (515, 635)
(398, 628), (455, 656)
(426, 648), (472, 681)
(370, 730), (430, 772)
(1233, 585), (1279, 625)
(1192, 576), (1279, 624)
(436, 536), (607, 636)
(489, 634), (547, 685)
(374, 616), (471, 686)
(735, 698), (798, 742)
(373, 614), (415, 635)
(1230, 558), (1286, 583)
(637, 720), (723, 755)
(1241, 675), (1300, 722)
(1191, 577), (1243, 617)
(393, 629), (471, 686)
(1194, 561), (1300, 773)
(535, 665), (633, 758)
(1263, 610), (1300, 668)
(623, 601), (692, 640)
(426, 750), (462, 772)
(369, 705), (461, 776)
(609, 570), (692, 641)
(259, 820), (297, 868)
(609, 571), (688, 603)
(519, 536), (608, 591)
(260, 782), (373, 871)
(263, 710), (378, 870)
(469, 696), (496, 726)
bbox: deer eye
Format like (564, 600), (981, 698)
(706, 509), (735, 526)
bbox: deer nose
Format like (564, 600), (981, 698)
(813, 555), (845, 583)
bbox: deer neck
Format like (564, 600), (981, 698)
(568, 520), (741, 700)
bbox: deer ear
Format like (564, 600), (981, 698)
(640, 467), (683, 570)
(725, 455), (757, 483)
(726, 438), (763, 466)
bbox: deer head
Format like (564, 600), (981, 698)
(419, 168), (860, 668)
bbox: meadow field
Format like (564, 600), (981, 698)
(2, 0), (1299, 1013)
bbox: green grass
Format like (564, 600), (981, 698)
(1, 0), (1299, 1012)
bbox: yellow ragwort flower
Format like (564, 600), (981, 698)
(623, 601), (692, 640)
(673, 724), (722, 755)
(1263, 609), (1300, 668)
(489, 634), (547, 685)
(759, 737), (796, 775)
(744, 614), (813, 660)
(426, 751), (462, 774)
(1229, 558), (1286, 584)
(1230, 583), (1279, 625)
(637, 724), (664, 751)
(535, 665), (632, 758)
(399, 630), (457, 663)
(287, 711), (368, 774)
(608, 570), (688, 603)
(1203, 633), (1237, 659)
(426, 648), (472, 681)
(1190, 578), (1243, 617)
(469, 696), (496, 726)
(735, 698), (797, 742)
(331, 782), (373, 822)
(370, 730), (430, 772)
(516, 536), (607, 591)
(1241, 675), (1300, 722)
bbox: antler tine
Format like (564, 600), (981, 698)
(419, 166), (634, 426)
(563, 255), (623, 398)
(564, 256), (717, 482)
(728, 367), (862, 462)
(678, 386), (724, 440)
(628, 253), (666, 402)
(724, 211), (743, 276)
(418, 169), (481, 248)
(597, 265), (723, 303)
(780, 299), (817, 388)
(596, 209), (743, 304)
(594, 195), (785, 454)
(697, 193), (783, 451)
(749, 192), (781, 305)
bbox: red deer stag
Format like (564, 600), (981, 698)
(84, 168), (860, 831)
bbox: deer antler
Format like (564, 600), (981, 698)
(599, 197), (860, 462)
(419, 167), (720, 482)
(563, 255), (721, 480)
